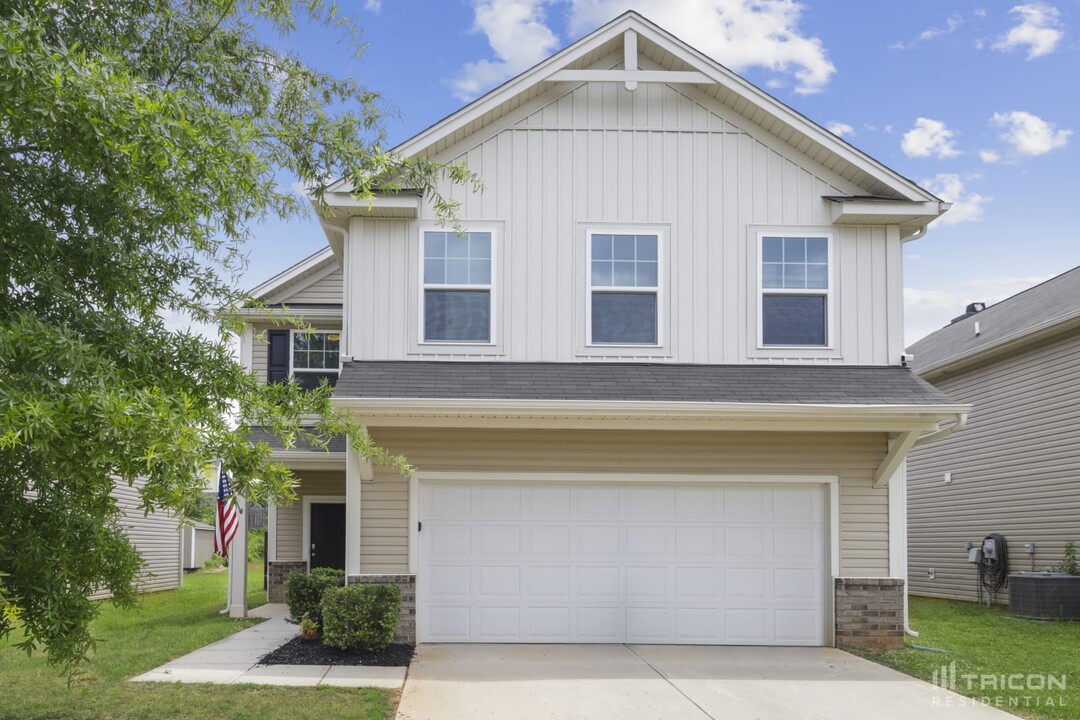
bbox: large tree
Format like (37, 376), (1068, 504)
(0, 0), (471, 670)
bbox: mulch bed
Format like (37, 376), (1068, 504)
(259, 636), (415, 667)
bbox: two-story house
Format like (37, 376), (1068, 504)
(245, 12), (968, 650)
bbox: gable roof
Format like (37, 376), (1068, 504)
(327, 11), (939, 205)
(909, 266), (1080, 378)
(246, 246), (339, 304)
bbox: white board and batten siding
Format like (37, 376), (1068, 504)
(91, 478), (182, 599)
(907, 331), (1080, 602)
(347, 80), (904, 366)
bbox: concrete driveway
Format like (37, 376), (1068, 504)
(396, 644), (1019, 720)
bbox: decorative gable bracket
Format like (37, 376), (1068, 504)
(547, 30), (711, 91)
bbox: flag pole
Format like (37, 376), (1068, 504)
(226, 472), (248, 619)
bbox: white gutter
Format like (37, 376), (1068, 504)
(912, 413), (968, 447)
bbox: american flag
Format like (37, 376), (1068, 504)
(214, 468), (239, 557)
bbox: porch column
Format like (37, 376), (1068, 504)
(345, 449), (364, 577)
(227, 495), (248, 618)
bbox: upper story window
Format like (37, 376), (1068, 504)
(587, 231), (661, 345)
(272, 329), (339, 390)
(760, 235), (831, 347)
(421, 231), (493, 343)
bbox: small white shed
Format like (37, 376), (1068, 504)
(182, 522), (216, 570)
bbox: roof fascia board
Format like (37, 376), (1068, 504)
(323, 193), (421, 215)
(918, 310), (1080, 379)
(831, 200), (943, 219)
(269, 450), (346, 469)
(248, 246), (337, 300)
(333, 396), (969, 429)
(233, 307), (343, 323)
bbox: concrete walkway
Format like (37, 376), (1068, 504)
(396, 644), (1021, 720)
(131, 603), (405, 689)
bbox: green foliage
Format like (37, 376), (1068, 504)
(0, 0), (474, 671)
(284, 568), (345, 626)
(246, 529), (265, 562)
(1057, 541), (1079, 576)
(187, 494), (217, 526)
(298, 612), (319, 641)
(202, 554), (227, 571)
(321, 584), (401, 653)
(0, 566), (392, 720)
(855, 597), (1080, 720)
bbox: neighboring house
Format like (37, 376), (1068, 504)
(242, 13), (967, 649)
(907, 267), (1080, 603)
(91, 478), (183, 599)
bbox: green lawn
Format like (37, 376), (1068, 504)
(0, 563), (393, 720)
(854, 596), (1080, 719)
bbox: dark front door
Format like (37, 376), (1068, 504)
(309, 503), (346, 572)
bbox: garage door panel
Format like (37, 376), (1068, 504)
(675, 526), (716, 557)
(572, 486), (620, 518)
(575, 525), (620, 556)
(420, 481), (826, 645)
(577, 566), (620, 597)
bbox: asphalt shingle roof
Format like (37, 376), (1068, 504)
(333, 361), (954, 406)
(246, 427), (347, 453)
(908, 266), (1080, 372)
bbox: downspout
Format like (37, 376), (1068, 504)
(903, 410), (968, 636)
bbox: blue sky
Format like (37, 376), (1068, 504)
(249, 0), (1079, 344)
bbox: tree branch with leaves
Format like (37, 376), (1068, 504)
(0, 0), (473, 671)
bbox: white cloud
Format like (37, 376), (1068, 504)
(568, 1), (835, 94)
(905, 275), (1052, 345)
(923, 173), (990, 225)
(978, 149), (1001, 163)
(993, 3), (1064, 59)
(826, 121), (854, 138)
(992, 110), (1071, 156)
(452, 0), (837, 100)
(449, 0), (561, 101)
(902, 118), (961, 159)
(364, 0), (382, 11)
(918, 13), (963, 41)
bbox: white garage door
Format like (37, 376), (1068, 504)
(418, 481), (826, 645)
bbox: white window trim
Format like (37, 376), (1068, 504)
(288, 328), (342, 376)
(417, 226), (499, 347)
(585, 227), (666, 349)
(756, 231), (835, 350)
(301, 495), (346, 569)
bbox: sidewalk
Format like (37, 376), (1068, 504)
(131, 603), (405, 689)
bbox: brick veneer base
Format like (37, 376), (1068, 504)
(835, 577), (905, 649)
(348, 574), (417, 644)
(267, 561), (307, 603)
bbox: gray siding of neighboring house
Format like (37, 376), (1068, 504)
(907, 330), (1080, 602)
(92, 478), (182, 599)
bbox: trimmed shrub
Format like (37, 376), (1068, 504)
(284, 567), (345, 625)
(321, 584), (402, 653)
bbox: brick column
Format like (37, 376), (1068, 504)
(835, 577), (905, 649)
(267, 561), (308, 603)
(348, 574), (417, 644)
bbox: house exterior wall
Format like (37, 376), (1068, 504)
(272, 470), (345, 563)
(267, 267), (343, 305)
(907, 330), (1080, 602)
(345, 80), (905, 366)
(340, 428), (891, 577)
(92, 477), (182, 599)
(249, 319), (344, 383)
